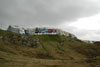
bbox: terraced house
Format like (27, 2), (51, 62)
(7, 25), (76, 38)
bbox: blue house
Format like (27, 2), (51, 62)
(41, 28), (48, 33)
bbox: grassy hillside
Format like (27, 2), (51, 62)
(0, 30), (100, 67)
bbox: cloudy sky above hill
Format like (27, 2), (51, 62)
(0, 0), (100, 41)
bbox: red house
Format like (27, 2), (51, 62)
(48, 29), (56, 33)
(48, 29), (53, 33)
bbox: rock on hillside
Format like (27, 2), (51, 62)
(0, 29), (100, 67)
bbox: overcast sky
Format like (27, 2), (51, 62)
(0, 0), (100, 41)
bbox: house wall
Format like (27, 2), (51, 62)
(24, 30), (29, 35)
(41, 28), (48, 33)
(19, 28), (25, 34)
(56, 29), (65, 35)
(8, 25), (20, 33)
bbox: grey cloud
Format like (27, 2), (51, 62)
(0, 0), (100, 29)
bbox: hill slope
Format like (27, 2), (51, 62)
(0, 30), (100, 67)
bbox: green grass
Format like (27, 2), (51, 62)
(0, 29), (100, 67)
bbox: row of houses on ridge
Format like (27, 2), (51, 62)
(7, 25), (76, 38)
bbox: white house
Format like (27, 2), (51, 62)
(19, 28), (25, 34)
(8, 25), (20, 33)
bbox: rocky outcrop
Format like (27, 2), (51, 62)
(2, 33), (40, 48)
